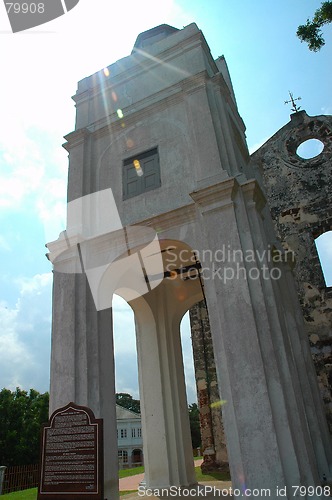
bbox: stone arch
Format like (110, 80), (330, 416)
(121, 239), (203, 488)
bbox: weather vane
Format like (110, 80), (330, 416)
(285, 91), (302, 113)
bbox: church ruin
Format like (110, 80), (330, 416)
(47, 23), (332, 498)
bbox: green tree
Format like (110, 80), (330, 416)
(297, 1), (332, 51)
(116, 393), (140, 413)
(0, 388), (49, 466)
(188, 402), (201, 449)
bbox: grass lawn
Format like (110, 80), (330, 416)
(0, 489), (37, 500)
(1, 462), (230, 499)
(118, 465), (144, 478)
(195, 466), (231, 482)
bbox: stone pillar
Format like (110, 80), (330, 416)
(191, 178), (332, 496)
(189, 300), (228, 472)
(49, 272), (119, 500)
(280, 265), (332, 479)
(131, 283), (196, 490)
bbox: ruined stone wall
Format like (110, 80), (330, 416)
(250, 111), (332, 431)
(189, 301), (228, 469)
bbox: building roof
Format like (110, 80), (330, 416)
(132, 24), (179, 52)
(116, 404), (141, 420)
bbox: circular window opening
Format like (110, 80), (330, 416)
(296, 139), (324, 159)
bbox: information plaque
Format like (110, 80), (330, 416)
(38, 402), (103, 500)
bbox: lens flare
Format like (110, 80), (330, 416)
(103, 68), (110, 77)
(210, 399), (227, 408)
(176, 290), (187, 301)
(117, 109), (124, 119)
(112, 91), (118, 102)
(133, 159), (143, 177)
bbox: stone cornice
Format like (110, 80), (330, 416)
(63, 128), (92, 151)
(190, 177), (238, 214)
(133, 203), (197, 233)
(241, 179), (267, 213)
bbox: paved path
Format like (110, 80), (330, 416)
(121, 482), (233, 498)
(119, 471), (145, 491)
(119, 459), (203, 491)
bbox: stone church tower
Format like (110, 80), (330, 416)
(47, 24), (332, 498)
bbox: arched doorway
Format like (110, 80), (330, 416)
(132, 448), (143, 466)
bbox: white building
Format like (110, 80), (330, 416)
(116, 405), (143, 469)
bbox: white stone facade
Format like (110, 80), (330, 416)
(116, 405), (143, 469)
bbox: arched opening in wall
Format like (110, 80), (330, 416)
(107, 237), (231, 484)
(296, 138), (324, 159)
(180, 311), (197, 404)
(315, 231), (332, 287)
(112, 294), (143, 470)
(180, 312), (200, 456)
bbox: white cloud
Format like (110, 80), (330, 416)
(0, 301), (32, 363)
(17, 272), (53, 296)
(0, 273), (52, 392)
(0, 139), (44, 209)
(0, 123), (68, 249)
(0, 234), (11, 251)
(321, 106), (332, 115)
(249, 136), (271, 155)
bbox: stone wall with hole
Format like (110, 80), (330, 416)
(250, 111), (332, 431)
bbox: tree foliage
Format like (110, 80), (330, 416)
(0, 388), (49, 466)
(116, 393), (141, 414)
(188, 402), (201, 449)
(297, 1), (332, 51)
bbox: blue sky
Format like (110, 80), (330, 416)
(0, 0), (331, 404)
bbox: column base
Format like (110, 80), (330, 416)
(201, 451), (229, 474)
